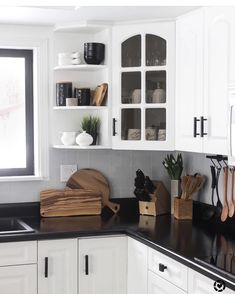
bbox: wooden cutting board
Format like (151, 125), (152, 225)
(40, 188), (102, 217)
(67, 169), (120, 213)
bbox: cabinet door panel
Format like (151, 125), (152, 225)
(0, 264), (37, 294)
(148, 270), (186, 294)
(175, 9), (204, 152)
(79, 236), (127, 294)
(203, 7), (233, 155)
(188, 269), (233, 294)
(127, 237), (147, 294)
(38, 238), (77, 294)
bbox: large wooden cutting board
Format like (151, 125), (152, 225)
(67, 169), (120, 213)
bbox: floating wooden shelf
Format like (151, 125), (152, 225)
(54, 64), (107, 71)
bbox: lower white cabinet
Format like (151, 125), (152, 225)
(188, 268), (234, 294)
(127, 237), (148, 294)
(148, 270), (186, 294)
(78, 236), (127, 294)
(38, 238), (77, 294)
(0, 264), (37, 294)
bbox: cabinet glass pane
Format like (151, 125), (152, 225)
(122, 72), (141, 104)
(146, 34), (166, 66)
(122, 35), (141, 67)
(145, 108), (166, 141)
(146, 71), (166, 103)
(121, 109), (141, 140)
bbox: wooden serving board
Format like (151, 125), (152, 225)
(67, 169), (120, 213)
(40, 188), (102, 217)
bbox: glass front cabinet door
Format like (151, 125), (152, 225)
(112, 22), (175, 150)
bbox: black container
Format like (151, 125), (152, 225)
(84, 43), (105, 65)
(74, 88), (91, 106)
(56, 82), (72, 106)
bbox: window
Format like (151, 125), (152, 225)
(0, 49), (34, 176)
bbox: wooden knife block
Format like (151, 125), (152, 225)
(174, 198), (193, 220)
(138, 181), (170, 217)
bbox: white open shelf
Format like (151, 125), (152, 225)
(54, 21), (109, 34)
(53, 106), (108, 110)
(54, 64), (107, 71)
(53, 145), (110, 150)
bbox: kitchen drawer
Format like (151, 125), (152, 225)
(0, 241), (37, 266)
(148, 270), (186, 294)
(148, 247), (188, 291)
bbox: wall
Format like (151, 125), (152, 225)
(0, 150), (170, 203)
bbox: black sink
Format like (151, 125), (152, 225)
(0, 218), (34, 235)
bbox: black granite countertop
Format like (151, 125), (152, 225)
(0, 200), (235, 291)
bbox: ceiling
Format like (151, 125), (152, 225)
(0, 6), (198, 26)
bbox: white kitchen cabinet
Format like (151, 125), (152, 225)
(38, 238), (77, 294)
(78, 236), (127, 294)
(175, 9), (204, 152)
(112, 22), (175, 150)
(188, 268), (233, 294)
(127, 237), (148, 294)
(176, 7), (235, 155)
(0, 264), (37, 294)
(148, 270), (186, 294)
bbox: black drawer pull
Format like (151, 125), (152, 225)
(113, 118), (117, 136)
(200, 116), (208, 137)
(44, 257), (48, 278)
(85, 255), (89, 275)
(193, 117), (200, 137)
(159, 263), (167, 272)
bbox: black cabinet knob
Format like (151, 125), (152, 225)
(159, 263), (167, 272)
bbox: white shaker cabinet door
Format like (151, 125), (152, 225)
(175, 9), (204, 153)
(38, 238), (77, 294)
(148, 270), (186, 294)
(188, 268), (234, 294)
(203, 7), (235, 155)
(0, 264), (37, 294)
(127, 237), (148, 294)
(79, 236), (127, 294)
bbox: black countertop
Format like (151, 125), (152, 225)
(0, 200), (235, 291)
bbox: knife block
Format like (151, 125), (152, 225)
(174, 198), (193, 220)
(138, 181), (170, 217)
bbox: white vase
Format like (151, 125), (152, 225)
(171, 179), (180, 214)
(76, 131), (93, 147)
(60, 132), (77, 146)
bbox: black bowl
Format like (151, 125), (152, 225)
(84, 43), (105, 65)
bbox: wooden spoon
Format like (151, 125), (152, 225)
(229, 168), (235, 218)
(221, 167), (229, 222)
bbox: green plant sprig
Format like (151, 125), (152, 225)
(162, 153), (183, 180)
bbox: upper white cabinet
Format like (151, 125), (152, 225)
(78, 236), (127, 294)
(112, 22), (175, 150)
(176, 7), (235, 155)
(127, 237), (148, 294)
(38, 238), (77, 294)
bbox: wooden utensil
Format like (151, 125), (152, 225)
(67, 169), (120, 213)
(229, 168), (235, 218)
(221, 166), (229, 222)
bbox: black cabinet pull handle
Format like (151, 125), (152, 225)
(193, 117), (200, 137)
(44, 257), (48, 278)
(200, 116), (208, 137)
(85, 255), (89, 275)
(159, 263), (167, 272)
(113, 118), (117, 136)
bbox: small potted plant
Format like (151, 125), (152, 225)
(81, 115), (100, 145)
(162, 153), (183, 214)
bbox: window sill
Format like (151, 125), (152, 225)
(0, 175), (47, 182)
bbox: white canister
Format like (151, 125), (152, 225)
(76, 131), (93, 147)
(60, 132), (77, 146)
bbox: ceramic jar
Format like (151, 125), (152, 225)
(60, 132), (77, 146)
(76, 131), (93, 146)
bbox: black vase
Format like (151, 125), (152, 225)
(84, 43), (105, 65)
(90, 132), (98, 145)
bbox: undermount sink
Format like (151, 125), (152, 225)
(0, 218), (34, 235)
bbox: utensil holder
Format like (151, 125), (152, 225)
(174, 198), (193, 220)
(138, 181), (170, 217)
